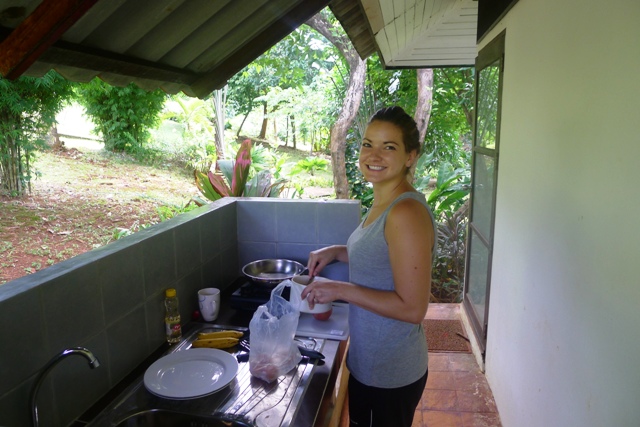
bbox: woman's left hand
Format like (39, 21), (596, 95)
(300, 280), (343, 310)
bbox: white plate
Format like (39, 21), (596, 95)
(143, 348), (238, 399)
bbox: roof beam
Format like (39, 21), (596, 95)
(36, 40), (199, 85)
(0, 0), (99, 79)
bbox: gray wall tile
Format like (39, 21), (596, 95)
(0, 288), (47, 397)
(318, 201), (361, 244)
(176, 268), (204, 319)
(238, 241), (277, 267)
(275, 200), (318, 243)
(0, 380), (31, 427)
(237, 199), (277, 242)
(42, 264), (105, 353)
(145, 291), (167, 345)
(142, 230), (176, 297)
(99, 244), (144, 321)
(276, 243), (317, 265)
(174, 219), (202, 278)
(220, 244), (239, 287)
(106, 307), (150, 382)
(201, 254), (223, 289)
(200, 207), (222, 262)
(218, 201), (237, 250)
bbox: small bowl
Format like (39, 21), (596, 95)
(291, 275), (332, 314)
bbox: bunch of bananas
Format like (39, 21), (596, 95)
(191, 330), (243, 349)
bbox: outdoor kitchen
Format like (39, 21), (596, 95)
(0, 197), (361, 426)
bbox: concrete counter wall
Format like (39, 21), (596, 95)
(0, 198), (360, 427)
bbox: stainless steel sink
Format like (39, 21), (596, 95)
(114, 409), (252, 426)
(86, 324), (339, 427)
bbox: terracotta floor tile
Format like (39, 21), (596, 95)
(411, 409), (423, 427)
(425, 370), (456, 390)
(460, 412), (503, 427)
(420, 304), (501, 426)
(456, 390), (498, 413)
(449, 353), (481, 372)
(429, 353), (451, 371)
(422, 410), (464, 427)
(421, 389), (458, 411)
(453, 371), (491, 393)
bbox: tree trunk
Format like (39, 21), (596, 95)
(411, 69), (434, 180)
(236, 111), (251, 139)
(285, 115), (289, 147)
(414, 69), (434, 146)
(306, 13), (366, 199)
(259, 102), (268, 139)
(211, 88), (226, 159)
(291, 114), (297, 150)
(330, 59), (365, 198)
(273, 116), (277, 143)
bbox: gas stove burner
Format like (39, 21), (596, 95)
(229, 277), (290, 311)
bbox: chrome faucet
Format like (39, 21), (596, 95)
(29, 347), (100, 427)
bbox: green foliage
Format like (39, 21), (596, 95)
(291, 156), (329, 176)
(156, 202), (200, 222)
(75, 79), (166, 153)
(0, 70), (75, 196)
(227, 23), (338, 147)
(423, 68), (474, 170)
(425, 161), (471, 303)
(427, 161), (471, 218)
(431, 202), (469, 303)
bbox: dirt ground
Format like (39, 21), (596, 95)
(0, 141), (201, 284)
(0, 137), (334, 285)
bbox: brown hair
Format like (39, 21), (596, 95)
(369, 106), (421, 155)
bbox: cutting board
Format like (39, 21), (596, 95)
(296, 303), (349, 341)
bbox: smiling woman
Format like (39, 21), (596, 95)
(301, 106), (437, 427)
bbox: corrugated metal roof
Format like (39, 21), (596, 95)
(0, 0), (331, 98)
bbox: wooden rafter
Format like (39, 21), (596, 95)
(0, 0), (99, 79)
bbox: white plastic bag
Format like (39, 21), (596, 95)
(249, 281), (302, 382)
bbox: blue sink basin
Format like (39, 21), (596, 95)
(114, 409), (253, 426)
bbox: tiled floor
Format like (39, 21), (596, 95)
(412, 304), (502, 427)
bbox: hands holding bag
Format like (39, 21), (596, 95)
(249, 281), (302, 382)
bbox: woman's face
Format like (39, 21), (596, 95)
(359, 120), (416, 185)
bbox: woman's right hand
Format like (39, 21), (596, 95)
(307, 245), (348, 278)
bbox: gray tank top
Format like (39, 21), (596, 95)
(346, 191), (436, 388)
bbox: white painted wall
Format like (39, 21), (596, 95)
(480, 0), (640, 426)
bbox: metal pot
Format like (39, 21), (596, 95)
(242, 259), (305, 287)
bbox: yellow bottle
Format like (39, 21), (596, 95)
(164, 288), (182, 344)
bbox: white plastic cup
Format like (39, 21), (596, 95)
(198, 288), (221, 322)
(290, 276), (332, 314)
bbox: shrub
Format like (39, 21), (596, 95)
(75, 79), (166, 154)
(0, 70), (74, 196)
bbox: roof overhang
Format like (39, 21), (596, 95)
(0, 0), (479, 99)
(330, 0), (478, 68)
(0, 0), (331, 98)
